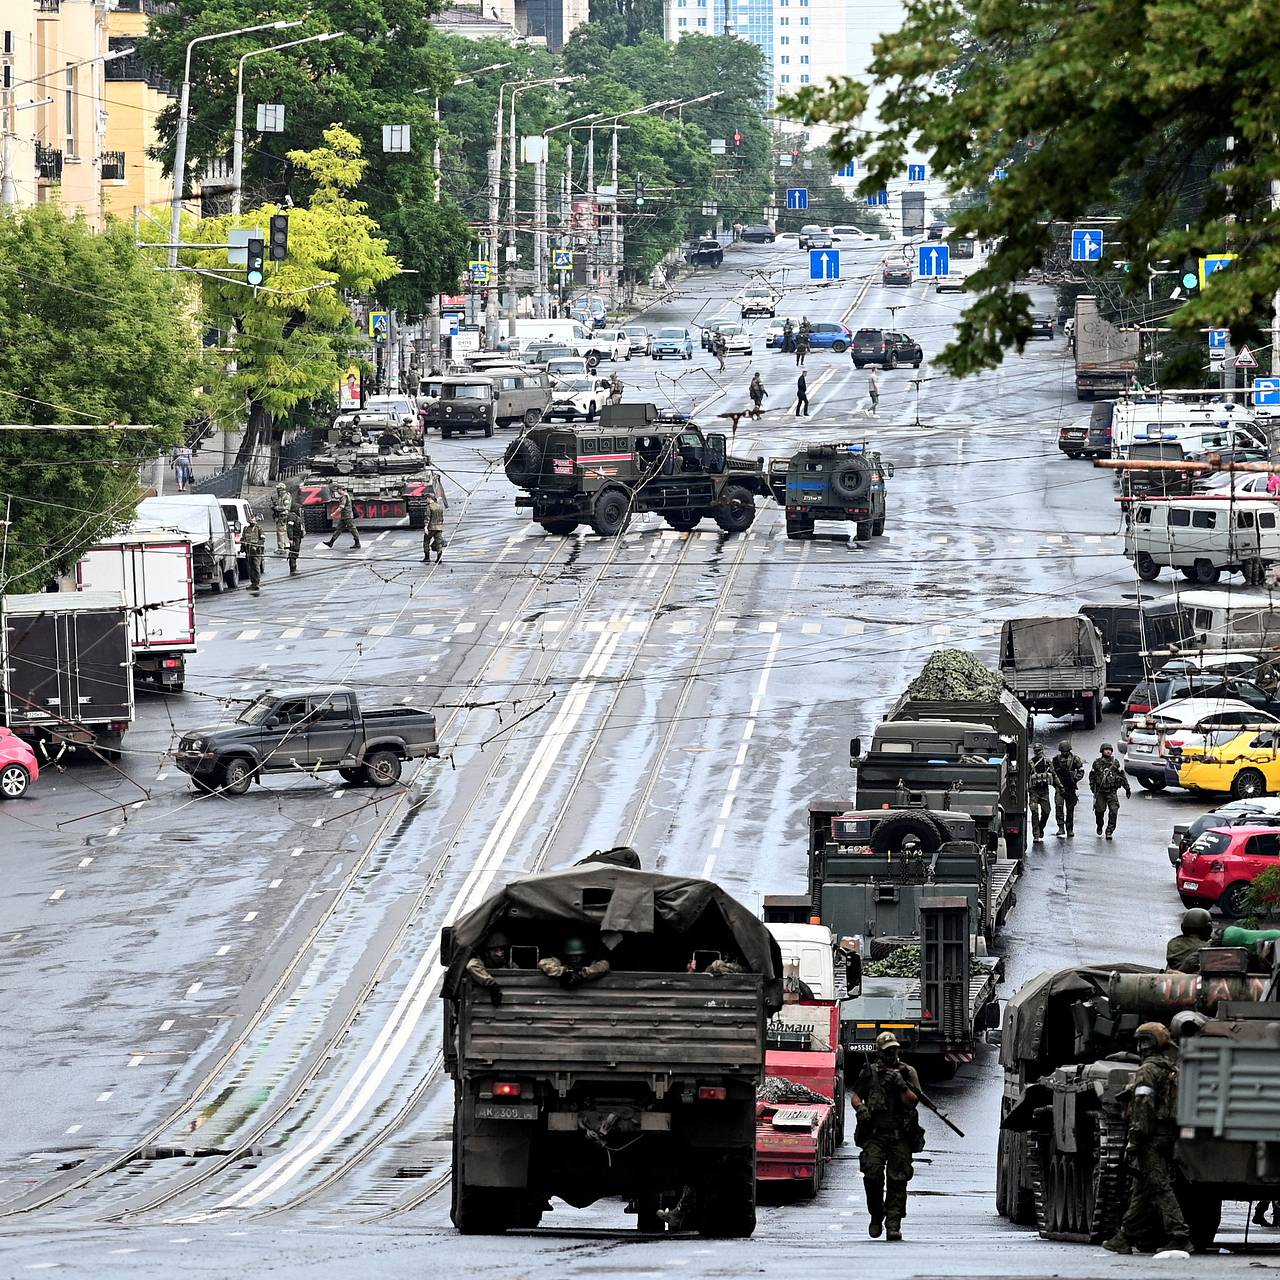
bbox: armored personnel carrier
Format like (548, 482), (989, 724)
(502, 403), (770, 537)
(297, 413), (445, 532)
(765, 442), (891, 539)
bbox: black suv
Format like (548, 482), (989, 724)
(740, 224), (776, 243)
(687, 238), (724, 267)
(852, 328), (923, 369)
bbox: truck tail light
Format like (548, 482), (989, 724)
(792, 1165), (814, 1178)
(1006, 823), (1021, 835)
(493, 1082), (522, 1098)
(697, 1086), (727, 1101)
(109, 721), (127, 732)
(163, 659), (183, 669)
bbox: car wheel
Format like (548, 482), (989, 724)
(222, 756), (254, 796)
(1192, 558), (1221, 585)
(523, 408), (541, 428)
(853, 361), (865, 369)
(1220, 881), (1252, 918)
(484, 423), (494, 438)
(364, 750), (402, 788)
(832, 340), (848, 353)
(1231, 768), (1268, 800)
(338, 766), (368, 786)
(888, 353), (899, 370)
(912, 359), (922, 368)
(684, 350), (692, 360)
(1135, 552), (1161, 582)
(713, 484), (755, 533)
(0, 763), (30, 799)
(590, 487), (631, 537)
(1137, 776), (1166, 792)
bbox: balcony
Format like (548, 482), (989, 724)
(105, 36), (176, 93)
(35, 144), (63, 182)
(101, 150), (125, 181)
(36, 0), (60, 11)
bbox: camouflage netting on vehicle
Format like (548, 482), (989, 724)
(759, 1075), (833, 1105)
(906, 649), (1004, 701)
(863, 944), (990, 979)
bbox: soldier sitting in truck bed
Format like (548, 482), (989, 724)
(465, 930), (511, 1004)
(539, 935), (611, 988)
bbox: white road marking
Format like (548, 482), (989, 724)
(78, 857), (92, 868)
(711, 824), (725, 849)
(454, 621), (476, 634)
(47, 888), (64, 902)
(412, 624), (436, 636)
(65, 1125), (81, 1135)
(269, 878), (282, 889)
(95, 1092), (112, 1102)
(701, 854), (717, 878)
(216, 945), (231, 957)
(237, 629), (261, 641)
(159, 1020), (174, 1033)
(128, 1056), (143, 1068)
(281, 627), (303, 640)
(185, 982), (202, 997)
(243, 911), (258, 923)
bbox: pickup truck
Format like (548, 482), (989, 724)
(174, 686), (438, 795)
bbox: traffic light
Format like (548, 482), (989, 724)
(269, 213), (289, 263)
(734, 131), (742, 147)
(246, 237), (265, 287)
(634, 176), (645, 207)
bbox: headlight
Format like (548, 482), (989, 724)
(188, 737), (207, 752)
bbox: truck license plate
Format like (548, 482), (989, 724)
(475, 1102), (536, 1120)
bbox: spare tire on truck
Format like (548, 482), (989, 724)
(867, 811), (949, 856)
(829, 461), (870, 502)
(504, 438), (541, 487)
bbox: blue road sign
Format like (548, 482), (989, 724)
(468, 259), (490, 284)
(918, 244), (949, 277)
(809, 248), (840, 281)
(867, 190), (888, 207)
(1208, 328), (1229, 351)
(993, 167), (1007, 181)
(907, 163), (926, 182)
(552, 248), (573, 271)
(1253, 377), (1280, 407)
(1071, 228), (1103, 262)
(1199, 253), (1237, 288)
(786, 187), (809, 211)
(835, 163), (856, 178)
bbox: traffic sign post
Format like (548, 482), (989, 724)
(1252, 377), (1280, 407)
(918, 244), (949, 277)
(1070, 228), (1103, 262)
(1199, 253), (1237, 289)
(468, 260), (491, 284)
(867, 190), (889, 207)
(907, 163), (926, 182)
(368, 310), (389, 340)
(1231, 344), (1259, 371)
(809, 249), (840, 281)
(552, 249), (573, 272)
(993, 167), (1007, 181)
(1209, 328), (1229, 370)
(835, 163), (856, 178)
(786, 188), (809, 211)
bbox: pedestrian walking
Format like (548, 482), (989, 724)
(867, 367), (881, 417)
(423, 493), (446, 564)
(796, 370), (810, 416)
(749, 372), (767, 417)
(714, 332), (727, 373)
(270, 482), (292, 556)
(1089, 742), (1131, 838)
(285, 507), (304, 577)
(1028, 742), (1053, 843)
(1102, 1022), (1190, 1255)
(781, 319), (795, 353)
(794, 335), (809, 367)
(608, 371), (623, 405)
(852, 1031), (924, 1242)
(241, 513), (265, 594)
(172, 444), (194, 493)
(1050, 740), (1085, 837)
(323, 486), (362, 550)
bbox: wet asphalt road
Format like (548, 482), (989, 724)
(0, 239), (1270, 1276)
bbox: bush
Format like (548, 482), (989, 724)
(1243, 866), (1280, 923)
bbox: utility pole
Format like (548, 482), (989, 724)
(485, 145), (501, 350)
(534, 152), (547, 319)
(1272, 173), (1280, 377)
(609, 124), (620, 313)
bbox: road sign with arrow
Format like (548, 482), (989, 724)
(809, 249), (840, 281)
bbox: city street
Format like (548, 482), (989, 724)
(0, 240), (1265, 1276)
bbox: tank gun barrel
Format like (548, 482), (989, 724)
(1107, 971), (1267, 1021)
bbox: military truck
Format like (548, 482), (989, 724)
(997, 953), (1271, 1249)
(297, 413), (445, 533)
(765, 442), (892, 539)
(441, 859), (782, 1235)
(502, 404), (771, 537)
(999, 614), (1107, 729)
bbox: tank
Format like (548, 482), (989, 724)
(298, 415), (443, 532)
(997, 952), (1270, 1250)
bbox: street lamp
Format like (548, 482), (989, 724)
(661, 90), (725, 119)
(536, 111), (604, 318)
(169, 18), (305, 267)
(415, 62), (509, 204)
(9, 45), (136, 91)
(232, 32), (342, 216)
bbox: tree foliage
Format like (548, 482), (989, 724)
(185, 126), (399, 473)
(784, 0), (1280, 376)
(0, 206), (202, 591)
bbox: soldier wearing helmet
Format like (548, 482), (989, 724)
(850, 1031), (924, 1242)
(1102, 1022), (1190, 1255)
(1088, 742), (1131, 839)
(1167, 907), (1213, 973)
(1051, 740), (1084, 838)
(465, 929), (511, 1005)
(538, 934), (611, 990)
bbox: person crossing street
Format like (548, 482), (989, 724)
(423, 492), (446, 564)
(713, 331), (727, 373)
(1089, 743), (1131, 838)
(323, 486), (362, 550)
(867, 367), (881, 417)
(241, 512), (265, 594)
(749, 372), (767, 417)
(285, 506), (304, 577)
(270, 482), (292, 556)
(796, 370), (810, 416)
(1051, 740), (1084, 837)
(1028, 742), (1053, 843)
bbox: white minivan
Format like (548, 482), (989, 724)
(1125, 496), (1280, 585)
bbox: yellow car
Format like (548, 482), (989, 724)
(1177, 727), (1280, 798)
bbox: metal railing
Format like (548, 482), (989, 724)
(36, 0), (60, 11)
(100, 150), (125, 181)
(105, 38), (176, 94)
(35, 144), (62, 182)
(276, 428), (317, 480)
(191, 464), (246, 500)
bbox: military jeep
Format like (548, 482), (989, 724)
(766, 442), (892, 540)
(503, 403), (771, 537)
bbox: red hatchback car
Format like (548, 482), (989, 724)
(0, 727), (39, 800)
(1177, 824), (1280, 916)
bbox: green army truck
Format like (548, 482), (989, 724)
(765, 442), (892, 540)
(501, 404), (771, 536)
(441, 861), (782, 1236)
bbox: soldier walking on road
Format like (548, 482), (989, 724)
(713, 331), (727, 373)
(794, 334), (810, 367)
(608, 371), (623, 405)
(852, 1032), (924, 1242)
(781, 318), (795, 353)
(241, 513), (265, 594)
(867, 367), (881, 416)
(796, 371), (810, 417)
(423, 493), (446, 564)
(1166, 907), (1213, 973)
(1028, 743), (1053, 843)
(1102, 1023), (1191, 1255)
(1051, 740), (1084, 837)
(323, 486), (362, 550)
(749, 372), (767, 417)
(285, 507), (304, 577)
(270, 482), (292, 556)
(1089, 743), (1131, 838)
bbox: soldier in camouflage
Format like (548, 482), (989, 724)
(851, 1031), (924, 1241)
(1089, 743), (1131, 839)
(286, 507), (304, 576)
(465, 930), (509, 1006)
(1028, 742), (1053, 843)
(241, 513), (265, 594)
(1102, 1022), (1190, 1254)
(423, 494), (446, 564)
(270, 482), (292, 556)
(1051, 741), (1084, 838)
(1166, 907), (1212, 973)
(323, 486), (362, 550)
(538, 936), (610, 989)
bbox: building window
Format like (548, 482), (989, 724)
(779, 34), (788, 42)
(779, 73), (790, 83)
(798, 16), (808, 23)
(3, 30), (12, 55)
(64, 65), (76, 157)
(800, 73), (809, 82)
(778, 16), (788, 23)
(677, 15), (687, 24)
(799, 54), (809, 63)
(697, 16), (706, 23)
(799, 34), (809, 42)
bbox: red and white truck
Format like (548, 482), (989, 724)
(755, 923), (845, 1198)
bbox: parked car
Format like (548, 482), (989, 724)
(701, 316), (738, 350)
(545, 356), (590, 383)
(934, 275), (966, 294)
(1167, 797), (1280, 868)
(622, 324), (650, 356)
(715, 323), (752, 356)
(544, 376), (611, 422)
(737, 287), (777, 319)
(595, 329), (632, 362)
(798, 224), (823, 250)
(651, 327), (694, 360)
(1176, 824), (1280, 915)
(740, 224), (776, 243)
(1121, 697), (1275, 791)
(1125, 659), (1269, 716)
(882, 261), (913, 286)
(832, 225), (876, 241)
(0, 726), (39, 800)
(1177, 726), (1280, 798)
(687, 238), (724, 267)
(1029, 314), (1056, 339)
(803, 322), (853, 353)
(852, 328), (923, 369)
(365, 394), (418, 429)
(765, 318), (797, 348)
(571, 295), (608, 328)
(806, 230), (834, 251)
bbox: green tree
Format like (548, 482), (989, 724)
(0, 206), (202, 592)
(144, 0), (468, 306)
(186, 126), (400, 475)
(785, 0), (1280, 376)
